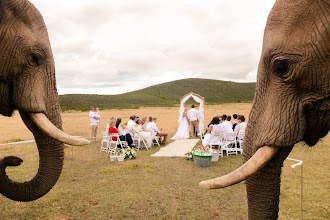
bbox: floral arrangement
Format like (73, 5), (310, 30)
(185, 151), (193, 160)
(119, 147), (136, 160)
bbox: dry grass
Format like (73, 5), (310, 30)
(0, 103), (329, 219)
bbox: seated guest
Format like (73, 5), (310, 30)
(106, 115), (116, 132)
(147, 118), (168, 145)
(232, 114), (238, 130)
(126, 115), (137, 135)
(133, 118), (152, 148)
(116, 118), (127, 135)
(141, 116), (148, 129)
(108, 119), (135, 148)
(202, 117), (221, 146)
(234, 115), (247, 136)
(219, 116), (235, 140)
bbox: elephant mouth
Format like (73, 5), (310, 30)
(21, 111), (90, 146)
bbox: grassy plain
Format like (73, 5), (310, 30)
(0, 103), (329, 219)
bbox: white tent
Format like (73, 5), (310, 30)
(178, 92), (205, 134)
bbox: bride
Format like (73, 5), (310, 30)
(171, 108), (190, 140)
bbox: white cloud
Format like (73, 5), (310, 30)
(30, 0), (276, 95)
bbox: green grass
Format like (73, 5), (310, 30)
(59, 78), (256, 111)
(0, 135), (329, 219)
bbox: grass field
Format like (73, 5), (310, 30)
(0, 104), (329, 219)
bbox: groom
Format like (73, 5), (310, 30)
(187, 104), (200, 138)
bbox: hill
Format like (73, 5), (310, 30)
(59, 78), (256, 111)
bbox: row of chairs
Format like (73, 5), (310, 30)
(100, 130), (161, 155)
(204, 132), (245, 158)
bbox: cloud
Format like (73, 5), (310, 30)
(30, 0), (276, 94)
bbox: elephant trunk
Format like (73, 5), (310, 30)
(0, 111), (64, 202)
(244, 146), (293, 219)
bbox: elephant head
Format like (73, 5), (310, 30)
(0, 0), (89, 202)
(199, 0), (329, 219)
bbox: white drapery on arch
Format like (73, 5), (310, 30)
(178, 92), (205, 133)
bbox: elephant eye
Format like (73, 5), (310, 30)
(28, 53), (42, 66)
(272, 59), (289, 76)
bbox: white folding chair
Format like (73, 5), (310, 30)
(223, 132), (242, 156)
(100, 131), (110, 152)
(132, 131), (149, 150)
(209, 133), (224, 158)
(146, 129), (160, 147)
(237, 131), (245, 153)
(108, 133), (127, 155)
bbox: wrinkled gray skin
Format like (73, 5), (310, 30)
(244, 0), (329, 219)
(0, 0), (64, 201)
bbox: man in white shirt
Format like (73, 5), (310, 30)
(220, 115), (235, 141)
(146, 118), (168, 145)
(89, 106), (100, 142)
(187, 104), (200, 138)
(126, 115), (137, 135)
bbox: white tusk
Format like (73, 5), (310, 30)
(29, 113), (90, 146)
(199, 146), (278, 189)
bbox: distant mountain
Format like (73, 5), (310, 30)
(59, 78), (256, 111)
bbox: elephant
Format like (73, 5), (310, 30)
(199, 0), (329, 219)
(0, 0), (89, 202)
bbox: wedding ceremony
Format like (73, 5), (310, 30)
(0, 0), (329, 219)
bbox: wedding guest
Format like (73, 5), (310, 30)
(89, 106), (100, 142)
(232, 114), (238, 130)
(133, 118), (152, 148)
(141, 116), (148, 129)
(202, 117), (222, 146)
(95, 107), (101, 125)
(108, 119), (134, 148)
(147, 118), (168, 145)
(234, 115), (247, 135)
(116, 118), (127, 135)
(127, 115), (137, 135)
(106, 115), (115, 132)
(219, 115), (235, 140)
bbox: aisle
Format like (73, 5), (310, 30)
(151, 139), (199, 157)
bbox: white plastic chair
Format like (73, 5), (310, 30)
(108, 133), (127, 155)
(132, 131), (149, 150)
(237, 131), (245, 153)
(223, 132), (242, 156)
(209, 133), (224, 158)
(100, 131), (110, 152)
(146, 129), (160, 147)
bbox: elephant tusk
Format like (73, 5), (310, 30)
(199, 146), (278, 189)
(29, 113), (90, 146)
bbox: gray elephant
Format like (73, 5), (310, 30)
(200, 0), (329, 219)
(0, 0), (89, 201)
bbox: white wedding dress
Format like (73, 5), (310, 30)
(171, 114), (190, 140)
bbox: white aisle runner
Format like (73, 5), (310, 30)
(151, 139), (199, 157)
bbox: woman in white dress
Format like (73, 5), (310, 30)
(171, 109), (190, 140)
(202, 117), (222, 146)
(133, 118), (152, 148)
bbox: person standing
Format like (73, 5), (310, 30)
(95, 107), (101, 125)
(89, 106), (100, 142)
(187, 104), (201, 138)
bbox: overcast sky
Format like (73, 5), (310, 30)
(30, 0), (276, 95)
